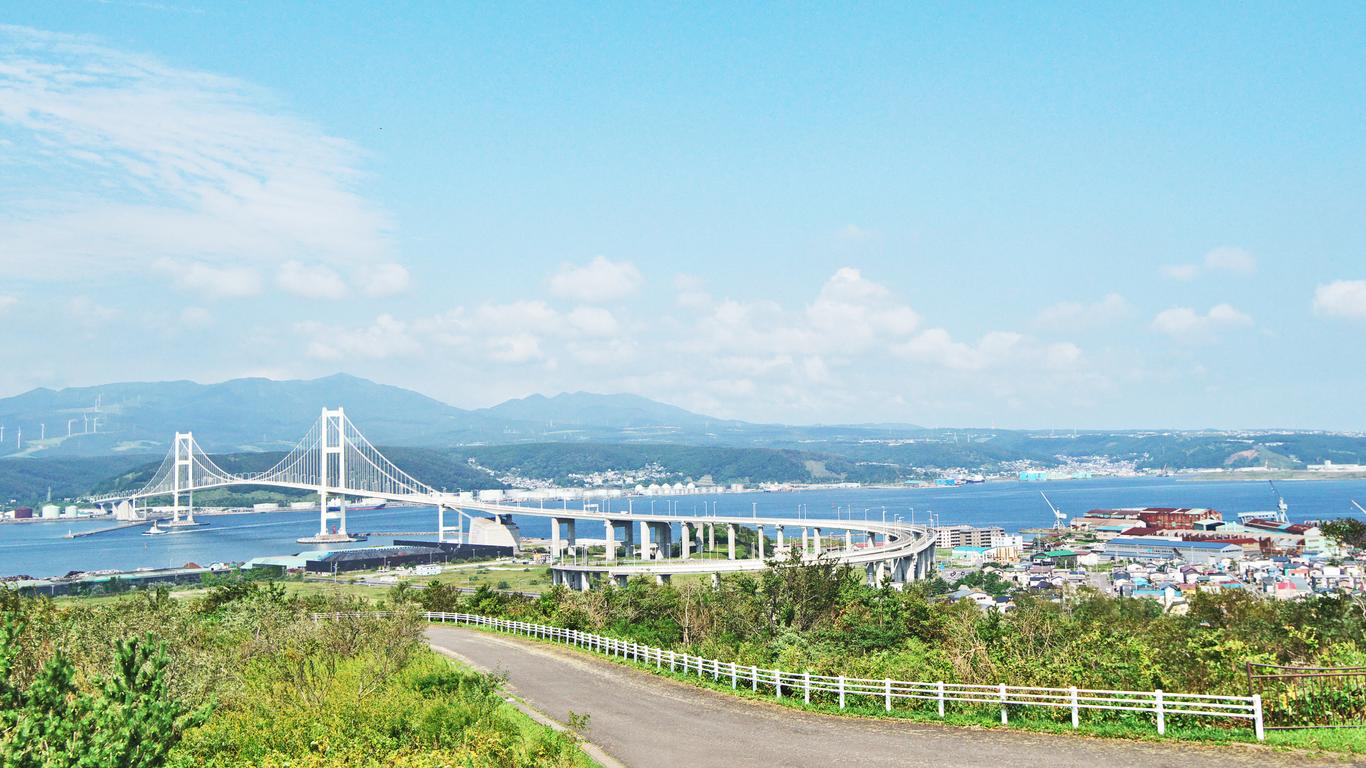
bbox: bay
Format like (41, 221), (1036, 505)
(3, 476), (1364, 579)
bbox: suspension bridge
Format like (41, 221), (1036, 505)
(90, 407), (937, 589)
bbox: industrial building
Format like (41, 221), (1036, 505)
(1103, 536), (1244, 565)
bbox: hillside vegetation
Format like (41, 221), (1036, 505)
(0, 586), (594, 767)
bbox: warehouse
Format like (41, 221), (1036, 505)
(1103, 536), (1243, 565)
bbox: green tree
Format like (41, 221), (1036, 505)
(1321, 518), (1366, 549)
(1, 621), (210, 768)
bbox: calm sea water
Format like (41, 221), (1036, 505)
(3, 477), (1364, 579)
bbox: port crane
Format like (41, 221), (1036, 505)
(1040, 491), (1067, 529)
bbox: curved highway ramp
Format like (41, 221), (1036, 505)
(425, 626), (1337, 768)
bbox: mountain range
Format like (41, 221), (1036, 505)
(3, 375), (1366, 486)
(0, 374), (775, 458)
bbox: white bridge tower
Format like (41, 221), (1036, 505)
(318, 407), (349, 538)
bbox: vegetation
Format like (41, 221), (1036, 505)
(1323, 518), (1366, 549)
(460, 443), (900, 485)
(0, 584), (594, 767)
(401, 554), (1366, 743)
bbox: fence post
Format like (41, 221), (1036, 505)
(732, 661), (738, 689)
(656, 648), (662, 670)
(670, 650), (676, 672)
(999, 683), (1008, 724)
(885, 678), (892, 712)
(1070, 686), (1079, 728)
(776, 670), (782, 699)
(937, 681), (945, 717)
(1253, 694), (1264, 741)
(752, 665), (758, 692)
(713, 658), (719, 682)
(1155, 689), (1165, 735)
(804, 672), (811, 704)
(839, 676), (846, 709)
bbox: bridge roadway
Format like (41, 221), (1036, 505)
(89, 406), (934, 589)
(98, 480), (937, 589)
(427, 626), (1331, 768)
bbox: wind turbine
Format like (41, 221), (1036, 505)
(1041, 491), (1067, 530)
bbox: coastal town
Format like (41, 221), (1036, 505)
(938, 504), (1366, 613)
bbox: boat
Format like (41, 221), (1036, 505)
(142, 521), (168, 536)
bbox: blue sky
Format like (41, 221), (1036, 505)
(1, 3), (1363, 429)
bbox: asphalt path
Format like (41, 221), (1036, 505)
(425, 626), (1342, 768)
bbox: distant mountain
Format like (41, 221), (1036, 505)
(477, 392), (739, 431)
(0, 373), (508, 457)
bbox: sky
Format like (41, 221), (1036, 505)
(0, 3), (1363, 430)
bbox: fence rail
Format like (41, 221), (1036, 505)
(1247, 661), (1366, 730)
(313, 610), (1264, 739)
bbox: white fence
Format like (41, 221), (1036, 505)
(319, 610), (1265, 740)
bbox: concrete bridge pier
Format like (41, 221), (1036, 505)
(845, 529), (853, 552)
(776, 525), (786, 556)
(707, 523), (715, 552)
(813, 528), (822, 556)
(604, 519), (616, 562)
(801, 527), (809, 556)
(726, 523), (736, 560)
(681, 521), (693, 560)
(623, 521), (636, 559)
(639, 520), (652, 560)
(642, 521), (672, 560)
(613, 573), (629, 588)
(756, 524), (765, 560)
(578, 571), (593, 592)
(655, 573), (671, 585)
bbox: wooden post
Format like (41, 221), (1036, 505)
(1155, 689), (1165, 735)
(999, 683), (1008, 724)
(1070, 686), (1079, 728)
(937, 681), (945, 717)
(839, 676), (846, 709)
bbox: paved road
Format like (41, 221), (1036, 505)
(425, 627), (1341, 768)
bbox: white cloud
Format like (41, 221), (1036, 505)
(300, 314), (418, 360)
(1312, 280), (1366, 318)
(1160, 264), (1201, 281)
(674, 273), (710, 309)
(0, 25), (392, 279)
(548, 256), (642, 302)
(359, 263), (410, 297)
(155, 258), (261, 298)
(277, 261), (347, 299)
(66, 295), (118, 326)
(895, 328), (1081, 372)
(1203, 246), (1257, 274)
(836, 224), (875, 242)
(1160, 246), (1257, 281)
(178, 306), (213, 328)
(292, 266), (1094, 425)
(567, 306), (621, 337)
(1035, 293), (1131, 329)
(0, 295), (15, 313)
(1152, 303), (1253, 342)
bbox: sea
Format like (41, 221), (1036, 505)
(3, 476), (1365, 579)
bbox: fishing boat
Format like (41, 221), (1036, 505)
(142, 521), (168, 536)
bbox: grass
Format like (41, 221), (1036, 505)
(434, 617), (1366, 758)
